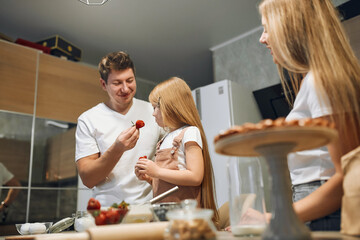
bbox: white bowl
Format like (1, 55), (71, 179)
(16, 222), (53, 235)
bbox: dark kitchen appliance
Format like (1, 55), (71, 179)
(253, 83), (294, 120)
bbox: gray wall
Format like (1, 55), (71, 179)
(211, 0), (351, 91)
(135, 77), (157, 101)
(212, 27), (279, 91)
(332, 0), (350, 6)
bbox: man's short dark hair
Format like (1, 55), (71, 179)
(98, 51), (136, 83)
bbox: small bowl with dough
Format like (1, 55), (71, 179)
(16, 222), (53, 235)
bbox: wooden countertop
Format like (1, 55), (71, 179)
(2, 221), (360, 240)
(3, 231), (360, 240)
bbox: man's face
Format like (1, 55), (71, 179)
(101, 68), (136, 109)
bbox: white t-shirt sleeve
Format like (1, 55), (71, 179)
(182, 126), (203, 149)
(304, 73), (332, 118)
(286, 72), (332, 121)
(0, 163), (14, 185)
(75, 118), (100, 161)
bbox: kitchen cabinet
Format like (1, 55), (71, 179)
(36, 53), (107, 123)
(0, 40), (37, 114)
(0, 39), (107, 182)
(0, 39), (108, 123)
(45, 128), (76, 181)
(0, 138), (30, 182)
(0, 39), (107, 226)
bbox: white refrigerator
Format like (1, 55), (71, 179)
(192, 79), (263, 208)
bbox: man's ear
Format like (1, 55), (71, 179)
(100, 78), (107, 90)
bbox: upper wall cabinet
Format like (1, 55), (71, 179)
(0, 39), (108, 123)
(0, 40), (37, 114)
(37, 54), (108, 123)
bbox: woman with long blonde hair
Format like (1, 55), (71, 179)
(259, 0), (360, 231)
(135, 77), (219, 226)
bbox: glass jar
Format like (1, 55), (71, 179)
(227, 157), (267, 236)
(164, 199), (217, 240)
(73, 211), (95, 232)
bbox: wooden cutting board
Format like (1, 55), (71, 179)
(5, 236), (35, 240)
(87, 222), (168, 240)
(5, 222), (168, 240)
(5, 232), (88, 240)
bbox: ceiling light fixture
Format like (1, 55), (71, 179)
(78, 0), (109, 6)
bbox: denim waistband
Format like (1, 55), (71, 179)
(292, 179), (328, 189)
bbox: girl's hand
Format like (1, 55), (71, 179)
(135, 158), (160, 178)
(134, 165), (152, 184)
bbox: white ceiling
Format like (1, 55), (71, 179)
(0, 0), (262, 89)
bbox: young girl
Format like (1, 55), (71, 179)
(259, 0), (360, 231)
(134, 77), (219, 225)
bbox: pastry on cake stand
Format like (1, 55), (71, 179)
(214, 122), (338, 240)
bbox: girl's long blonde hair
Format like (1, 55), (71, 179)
(149, 77), (219, 225)
(259, 0), (360, 154)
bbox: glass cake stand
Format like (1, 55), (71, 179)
(215, 126), (338, 240)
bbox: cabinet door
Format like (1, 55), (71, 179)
(36, 53), (108, 123)
(0, 138), (31, 182)
(0, 40), (38, 114)
(46, 127), (77, 181)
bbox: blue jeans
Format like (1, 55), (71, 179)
(292, 180), (341, 231)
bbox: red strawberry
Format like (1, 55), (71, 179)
(135, 120), (145, 129)
(105, 208), (121, 224)
(87, 198), (101, 210)
(95, 212), (106, 225)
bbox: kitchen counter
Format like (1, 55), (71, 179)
(2, 230), (360, 240)
(2, 221), (360, 240)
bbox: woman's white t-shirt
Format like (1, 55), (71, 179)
(159, 126), (203, 170)
(286, 72), (335, 185)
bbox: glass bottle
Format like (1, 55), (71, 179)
(227, 157), (267, 236)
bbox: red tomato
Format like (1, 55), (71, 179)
(87, 198), (101, 210)
(95, 212), (107, 225)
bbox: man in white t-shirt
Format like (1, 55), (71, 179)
(75, 51), (163, 207)
(0, 162), (21, 213)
